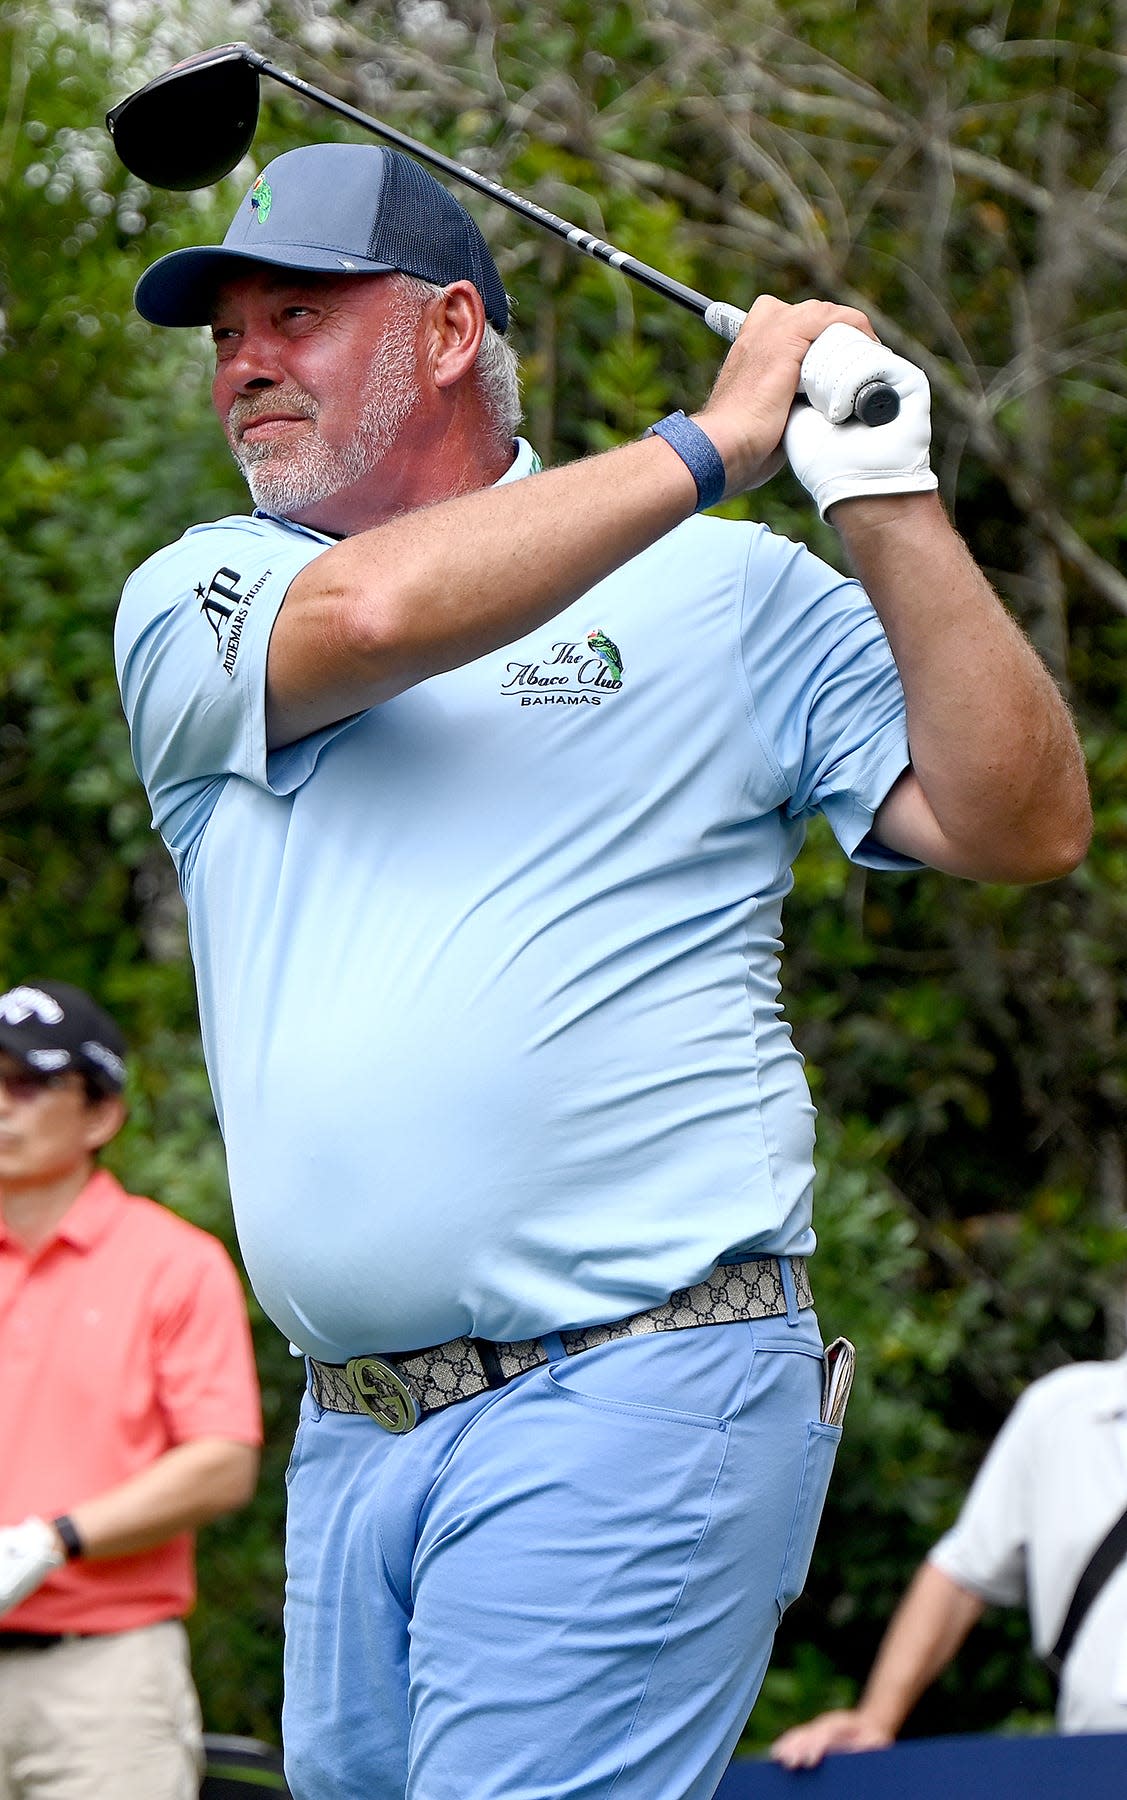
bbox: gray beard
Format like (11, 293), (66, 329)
(230, 309), (422, 517)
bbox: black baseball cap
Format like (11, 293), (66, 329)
(134, 141), (509, 332)
(0, 981), (127, 1095)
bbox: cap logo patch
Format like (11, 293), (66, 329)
(0, 986), (64, 1027)
(82, 1040), (127, 1087)
(250, 176), (273, 224)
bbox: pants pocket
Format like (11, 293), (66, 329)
(775, 1419), (842, 1617)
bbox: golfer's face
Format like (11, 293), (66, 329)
(206, 266), (433, 532)
(209, 270), (423, 498)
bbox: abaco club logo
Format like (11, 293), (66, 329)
(501, 628), (625, 708)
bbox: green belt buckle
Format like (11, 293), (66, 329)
(344, 1356), (420, 1433)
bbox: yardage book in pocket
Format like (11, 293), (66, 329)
(820, 1337), (856, 1427)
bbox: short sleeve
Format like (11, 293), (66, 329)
(151, 1228), (264, 1448)
(115, 514), (348, 868)
(928, 1393), (1035, 1608)
(737, 527), (917, 871)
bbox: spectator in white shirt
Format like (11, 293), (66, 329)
(772, 1355), (1127, 1765)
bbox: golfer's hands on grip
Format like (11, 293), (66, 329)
(769, 1707), (895, 1770)
(0, 1516), (65, 1619)
(786, 323), (938, 518)
(696, 296), (936, 517)
(696, 296), (851, 493)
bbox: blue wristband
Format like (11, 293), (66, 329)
(643, 410), (727, 512)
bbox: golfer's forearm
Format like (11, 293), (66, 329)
(855, 1561), (986, 1736)
(334, 437), (699, 668)
(837, 493), (1091, 882)
(60, 1438), (260, 1560)
(266, 295), (875, 749)
(267, 434), (700, 745)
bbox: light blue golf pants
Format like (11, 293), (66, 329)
(282, 1307), (838, 1800)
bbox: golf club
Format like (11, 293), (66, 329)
(106, 42), (899, 426)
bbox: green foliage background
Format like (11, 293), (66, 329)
(2, 0), (1124, 1757)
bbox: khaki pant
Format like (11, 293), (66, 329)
(0, 1619), (203, 1800)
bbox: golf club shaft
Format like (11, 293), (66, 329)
(244, 50), (900, 417)
(107, 43), (898, 419)
(242, 49), (745, 344)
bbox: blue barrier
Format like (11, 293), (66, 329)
(716, 1731), (1126, 1798)
(200, 1733), (290, 1796)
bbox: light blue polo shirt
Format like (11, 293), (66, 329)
(115, 442), (912, 1362)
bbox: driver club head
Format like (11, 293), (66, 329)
(106, 43), (261, 190)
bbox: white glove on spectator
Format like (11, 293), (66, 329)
(785, 323), (939, 519)
(0, 1518), (65, 1619)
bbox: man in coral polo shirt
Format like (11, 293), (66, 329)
(0, 979), (263, 1799)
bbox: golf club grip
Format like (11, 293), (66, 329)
(704, 302), (900, 426)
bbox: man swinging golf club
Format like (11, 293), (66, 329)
(115, 140), (1090, 1800)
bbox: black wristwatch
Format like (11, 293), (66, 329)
(51, 1514), (84, 1560)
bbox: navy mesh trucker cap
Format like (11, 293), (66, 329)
(134, 142), (509, 331)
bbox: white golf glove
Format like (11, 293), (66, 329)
(785, 322), (939, 519)
(0, 1517), (65, 1619)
